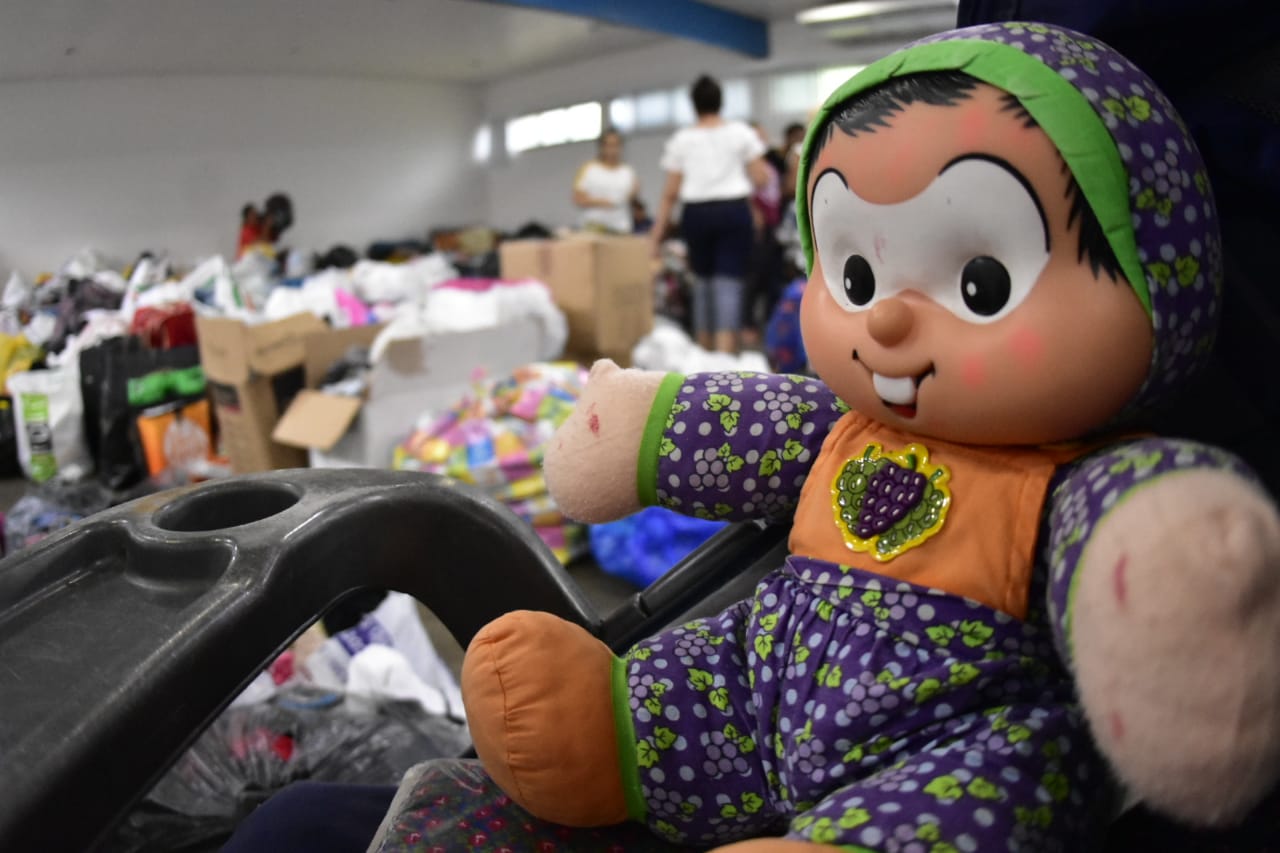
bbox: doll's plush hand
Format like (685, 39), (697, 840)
(462, 610), (629, 826)
(544, 359), (666, 523)
(1070, 469), (1280, 824)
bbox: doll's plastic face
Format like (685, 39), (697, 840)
(801, 82), (1153, 445)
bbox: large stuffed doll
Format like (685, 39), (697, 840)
(461, 22), (1280, 852)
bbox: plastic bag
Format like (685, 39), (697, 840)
(0, 397), (21, 479)
(79, 338), (206, 490)
(299, 593), (463, 719)
(231, 593), (465, 721)
(103, 687), (471, 853)
(47, 276), (125, 354)
(8, 367), (91, 483)
(0, 333), (42, 394)
(3, 478), (115, 551)
(154, 255), (255, 320)
(589, 505), (727, 588)
(631, 316), (770, 374)
(135, 398), (215, 479)
(764, 278), (809, 374)
(3, 270), (32, 311)
(262, 270), (355, 326)
(130, 303), (197, 350)
(349, 255), (457, 306)
(409, 277), (567, 362)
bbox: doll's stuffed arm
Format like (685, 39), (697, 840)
(544, 363), (847, 525)
(1043, 438), (1280, 825)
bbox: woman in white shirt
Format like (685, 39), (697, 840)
(573, 128), (639, 235)
(652, 75), (772, 354)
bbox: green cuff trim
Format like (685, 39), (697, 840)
(796, 37), (1150, 316)
(636, 372), (684, 507)
(611, 655), (647, 822)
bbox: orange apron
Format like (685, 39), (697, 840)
(789, 412), (1087, 619)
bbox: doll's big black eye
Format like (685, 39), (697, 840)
(960, 256), (1011, 316)
(843, 255), (875, 307)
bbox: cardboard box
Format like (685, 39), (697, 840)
(271, 315), (551, 469)
(197, 312), (331, 473)
(499, 234), (653, 364)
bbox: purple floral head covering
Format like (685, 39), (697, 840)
(796, 22), (1222, 413)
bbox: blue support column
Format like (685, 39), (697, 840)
(484, 0), (770, 58)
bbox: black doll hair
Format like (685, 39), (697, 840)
(806, 70), (1124, 281)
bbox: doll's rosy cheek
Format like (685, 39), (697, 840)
(1007, 326), (1045, 369)
(960, 354), (988, 389)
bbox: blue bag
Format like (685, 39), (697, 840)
(589, 506), (726, 588)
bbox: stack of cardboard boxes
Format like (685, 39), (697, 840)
(197, 313), (327, 472)
(499, 234), (653, 366)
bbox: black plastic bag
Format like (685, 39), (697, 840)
(1, 478), (155, 553)
(0, 396), (22, 479)
(47, 277), (125, 354)
(79, 338), (205, 490)
(102, 687), (470, 853)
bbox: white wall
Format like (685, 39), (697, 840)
(0, 17), (945, 277)
(0, 74), (483, 278)
(481, 19), (913, 233)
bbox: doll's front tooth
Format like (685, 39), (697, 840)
(872, 372), (917, 405)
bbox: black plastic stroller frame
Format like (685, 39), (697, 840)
(0, 469), (786, 851)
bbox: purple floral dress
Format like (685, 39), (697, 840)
(614, 371), (1249, 851)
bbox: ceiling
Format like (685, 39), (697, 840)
(0, 0), (825, 85)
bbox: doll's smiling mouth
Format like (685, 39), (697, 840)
(852, 350), (935, 418)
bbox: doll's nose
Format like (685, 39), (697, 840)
(867, 298), (913, 347)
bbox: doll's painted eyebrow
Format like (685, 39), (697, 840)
(808, 167), (847, 217)
(813, 167), (847, 192)
(940, 153), (1050, 252)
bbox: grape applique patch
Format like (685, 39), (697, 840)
(832, 442), (952, 560)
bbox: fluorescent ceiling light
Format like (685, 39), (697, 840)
(797, 0), (957, 25)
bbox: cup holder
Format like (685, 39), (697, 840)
(154, 483), (301, 533)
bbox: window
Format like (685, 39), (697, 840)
(504, 101), (603, 155)
(769, 70), (821, 115)
(816, 65), (866, 102)
(563, 102), (602, 143)
(472, 125), (492, 163)
(635, 90), (673, 129)
(634, 79), (752, 130)
(670, 86), (696, 126)
(721, 79), (752, 120)
(609, 97), (636, 133)
(498, 65), (859, 157)
(537, 107), (574, 147)
(769, 65), (867, 116)
(505, 113), (541, 156)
